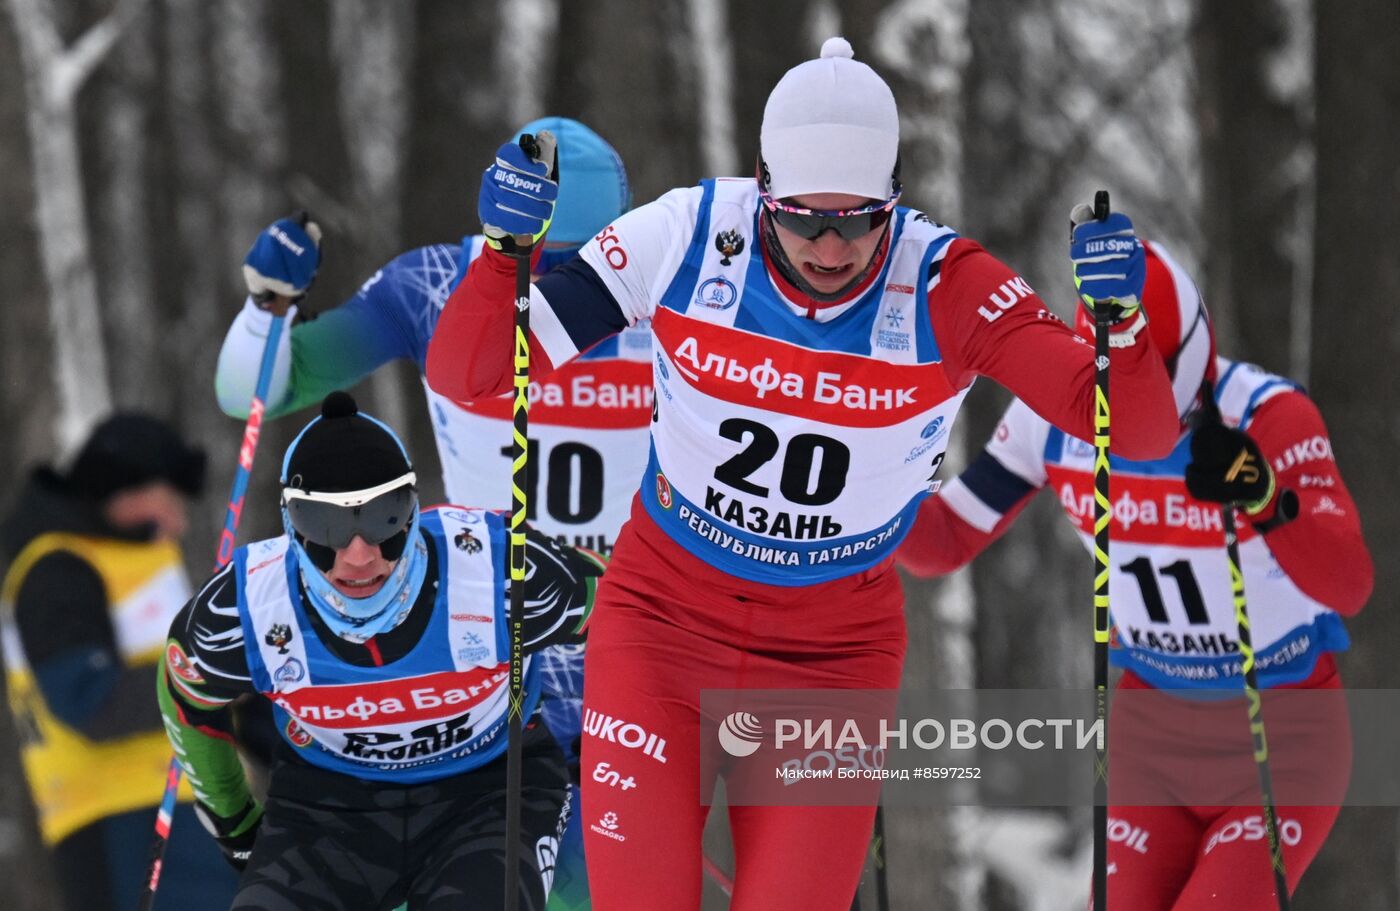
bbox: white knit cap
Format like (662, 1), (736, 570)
(760, 37), (899, 202)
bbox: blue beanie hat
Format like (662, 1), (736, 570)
(517, 117), (630, 246)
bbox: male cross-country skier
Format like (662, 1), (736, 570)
(425, 37), (1178, 911)
(898, 218), (1374, 909)
(214, 117), (636, 910)
(158, 391), (606, 910)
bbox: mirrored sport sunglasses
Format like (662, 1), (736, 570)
(282, 474), (418, 550)
(758, 188), (901, 242)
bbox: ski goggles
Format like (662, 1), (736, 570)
(282, 473), (418, 551)
(252, 289), (307, 307)
(758, 188), (901, 242)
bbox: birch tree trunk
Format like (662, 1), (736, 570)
(496, 0), (558, 129)
(552, 0), (700, 203)
(5, 0), (145, 451)
(184, 0), (288, 548)
(403, 0), (505, 250)
(684, 0), (738, 177)
(329, 0), (415, 265)
(328, 0), (417, 434)
(3, 7), (140, 905)
(162, 0), (239, 559)
(0, 11), (57, 480)
(1193, 0), (1312, 368)
(95, 4), (157, 409)
(214, 0), (285, 269)
(725, 0), (811, 176)
(1304, 1), (1400, 906)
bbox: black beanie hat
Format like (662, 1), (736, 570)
(282, 391), (412, 494)
(66, 413), (207, 501)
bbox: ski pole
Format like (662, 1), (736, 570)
(1088, 189), (1112, 911)
(138, 311), (286, 910)
(504, 132), (538, 911)
(871, 804), (889, 911)
(703, 854), (735, 898)
(1193, 381), (1291, 910)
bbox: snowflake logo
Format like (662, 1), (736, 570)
(885, 310), (905, 328)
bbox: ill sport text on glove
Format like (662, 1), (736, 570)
(1070, 207), (1147, 344)
(480, 130), (559, 255)
(243, 211), (323, 312)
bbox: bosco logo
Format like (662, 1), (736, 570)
(595, 225), (628, 270)
(695, 277), (738, 311)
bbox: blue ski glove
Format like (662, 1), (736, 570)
(243, 211), (322, 304)
(1070, 206), (1145, 325)
(480, 130), (559, 254)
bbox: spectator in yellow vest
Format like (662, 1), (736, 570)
(0, 413), (238, 911)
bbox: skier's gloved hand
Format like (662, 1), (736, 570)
(1185, 423), (1276, 514)
(1070, 205), (1146, 337)
(195, 797), (264, 872)
(480, 130), (559, 255)
(243, 211), (322, 312)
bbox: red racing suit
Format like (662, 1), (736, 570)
(427, 178), (1177, 910)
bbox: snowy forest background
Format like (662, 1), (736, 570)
(1, 0), (1396, 907)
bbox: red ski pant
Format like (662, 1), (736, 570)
(1104, 803), (1339, 910)
(579, 514), (906, 911)
(1103, 666), (1349, 909)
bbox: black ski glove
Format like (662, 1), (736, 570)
(1185, 423), (1274, 513)
(195, 798), (264, 872)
